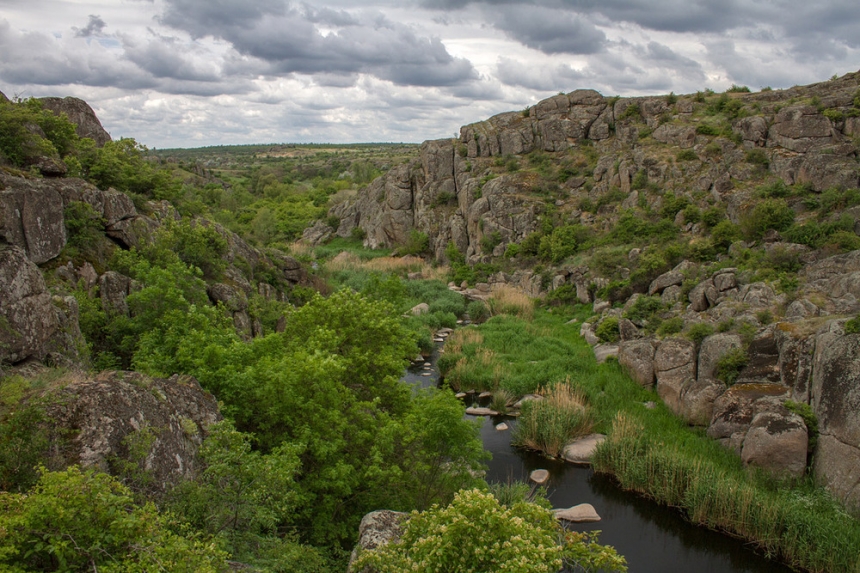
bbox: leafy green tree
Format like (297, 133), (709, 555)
(0, 466), (228, 572)
(0, 97), (77, 166)
(77, 137), (179, 200)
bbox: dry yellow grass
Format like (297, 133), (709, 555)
(445, 328), (484, 354)
(320, 251), (448, 278)
(488, 285), (534, 320)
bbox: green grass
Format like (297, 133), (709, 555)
(449, 306), (860, 573)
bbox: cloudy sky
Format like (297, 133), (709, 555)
(1, 0), (858, 148)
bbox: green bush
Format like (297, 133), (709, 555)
(711, 220), (742, 249)
(695, 124), (720, 136)
(0, 466), (228, 572)
(785, 400), (819, 453)
(685, 322), (715, 345)
(741, 198), (795, 240)
(623, 295), (664, 324)
(676, 149), (698, 161)
(715, 347), (748, 384)
(352, 488), (626, 573)
(656, 317), (684, 337)
(402, 230), (430, 256)
(845, 316), (860, 334)
(0, 97), (78, 166)
(595, 317), (620, 343)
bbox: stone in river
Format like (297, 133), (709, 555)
(495, 422), (509, 431)
(561, 434), (606, 464)
(554, 503), (601, 523)
(530, 469), (550, 485)
(465, 407), (499, 416)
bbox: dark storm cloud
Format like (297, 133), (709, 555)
(158, 0), (477, 87)
(121, 32), (222, 82)
(488, 6), (605, 54)
(73, 15), (106, 38)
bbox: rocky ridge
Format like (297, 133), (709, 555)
(320, 72), (860, 512)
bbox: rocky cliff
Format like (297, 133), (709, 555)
(321, 71), (860, 512)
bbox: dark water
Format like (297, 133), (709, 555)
(402, 335), (795, 573)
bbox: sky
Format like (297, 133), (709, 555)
(1, 0), (858, 148)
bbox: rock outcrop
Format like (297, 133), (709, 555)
(347, 510), (408, 573)
(39, 96), (112, 146)
(42, 370), (221, 492)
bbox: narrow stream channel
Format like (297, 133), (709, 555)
(402, 337), (795, 573)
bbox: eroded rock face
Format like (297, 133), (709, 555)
(707, 383), (790, 454)
(654, 338), (697, 416)
(0, 244), (61, 364)
(0, 177), (67, 264)
(618, 338), (656, 388)
(43, 371), (221, 492)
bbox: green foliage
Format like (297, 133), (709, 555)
(353, 488), (626, 573)
(623, 295), (664, 325)
(745, 149), (769, 166)
(656, 317), (684, 337)
(402, 230), (430, 256)
(480, 230), (502, 253)
(785, 400), (818, 454)
(660, 191), (690, 219)
(845, 315), (860, 334)
(618, 104), (641, 122)
(467, 300), (489, 323)
(167, 421), (331, 570)
(715, 347), (748, 384)
(0, 387), (51, 493)
(0, 466), (228, 572)
(78, 137), (180, 200)
(0, 97), (78, 166)
(695, 124), (720, 136)
(63, 201), (105, 252)
(741, 198), (795, 239)
(513, 383), (593, 458)
(726, 84), (751, 93)
(685, 322), (715, 345)
(710, 220), (742, 249)
(595, 317), (620, 343)
(676, 149), (698, 161)
(538, 224), (591, 263)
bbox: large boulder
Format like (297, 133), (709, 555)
(679, 377), (727, 426)
(0, 244), (61, 364)
(0, 179), (67, 264)
(618, 338), (656, 388)
(654, 338), (697, 416)
(811, 323), (860, 511)
(707, 383), (790, 454)
(767, 105), (836, 152)
(39, 96), (112, 146)
(43, 370), (221, 492)
(348, 510), (408, 573)
(697, 333), (742, 380)
(740, 410), (808, 478)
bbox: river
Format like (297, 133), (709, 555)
(402, 338), (795, 573)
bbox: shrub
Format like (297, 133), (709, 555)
(467, 300), (489, 323)
(352, 488), (626, 573)
(676, 149), (698, 161)
(595, 317), (620, 343)
(741, 198), (795, 240)
(618, 103), (641, 121)
(513, 382), (594, 459)
(726, 84), (751, 93)
(695, 124), (720, 136)
(685, 322), (715, 345)
(402, 230), (430, 256)
(745, 149), (769, 166)
(0, 466), (228, 572)
(656, 317), (684, 337)
(785, 400), (819, 453)
(715, 347), (748, 384)
(845, 315), (860, 335)
(711, 220), (742, 249)
(623, 295), (664, 324)
(825, 230), (860, 252)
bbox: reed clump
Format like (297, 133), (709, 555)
(513, 380), (594, 458)
(594, 412), (860, 573)
(488, 285), (534, 320)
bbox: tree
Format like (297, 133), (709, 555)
(0, 466), (228, 572)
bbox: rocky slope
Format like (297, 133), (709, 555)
(320, 71), (860, 512)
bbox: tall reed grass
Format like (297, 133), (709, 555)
(487, 285), (534, 320)
(451, 307), (860, 572)
(594, 412), (860, 573)
(512, 381), (594, 458)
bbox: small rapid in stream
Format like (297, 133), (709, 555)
(402, 336), (795, 573)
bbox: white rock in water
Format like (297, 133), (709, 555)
(455, 392), (467, 399)
(478, 391), (493, 399)
(465, 407), (499, 416)
(530, 469), (550, 485)
(561, 434), (607, 464)
(554, 503), (601, 523)
(495, 422), (509, 431)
